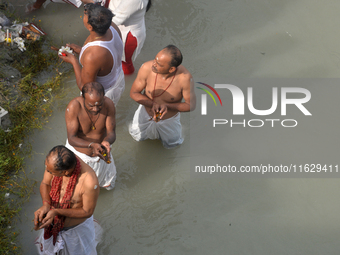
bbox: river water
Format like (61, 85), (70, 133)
(11, 0), (340, 254)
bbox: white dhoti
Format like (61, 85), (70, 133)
(66, 140), (117, 190)
(34, 216), (103, 255)
(109, 0), (148, 62)
(104, 70), (125, 106)
(129, 105), (184, 148)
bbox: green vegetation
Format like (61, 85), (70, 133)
(0, 20), (68, 255)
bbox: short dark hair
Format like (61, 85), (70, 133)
(163, 45), (183, 68)
(82, 82), (105, 99)
(46, 145), (77, 172)
(86, 3), (114, 36)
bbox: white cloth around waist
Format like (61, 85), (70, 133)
(65, 140), (117, 189)
(129, 104), (184, 148)
(34, 215), (102, 255)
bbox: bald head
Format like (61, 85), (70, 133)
(82, 82), (105, 99)
(162, 45), (183, 68)
(46, 145), (77, 172)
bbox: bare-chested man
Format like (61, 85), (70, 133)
(129, 45), (196, 148)
(59, 3), (125, 105)
(65, 82), (117, 190)
(34, 145), (101, 254)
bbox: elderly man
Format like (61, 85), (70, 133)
(34, 145), (101, 254)
(60, 3), (125, 106)
(65, 82), (117, 190)
(129, 45), (196, 148)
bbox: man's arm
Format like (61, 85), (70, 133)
(153, 73), (196, 119)
(66, 43), (82, 55)
(65, 99), (92, 148)
(59, 47), (101, 91)
(38, 171), (100, 229)
(130, 61), (154, 107)
(34, 170), (53, 230)
(101, 98), (116, 154)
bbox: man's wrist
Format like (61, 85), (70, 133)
(43, 201), (51, 209)
(43, 200), (51, 205)
(52, 208), (59, 216)
(102, 140), (111, 145)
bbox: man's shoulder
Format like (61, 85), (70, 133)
(177, 65), (193, 84)
(140, 60), (153, 71)
(79, 159), (99, 185)
(104, 96), (115, 110)
(177, 65), (192, 76)
(82, 43), (110, 60)
(67, 97), (83, 110)
(135, 60), (153, 79)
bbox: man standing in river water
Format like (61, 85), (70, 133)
(34, 145), (101, 254)
(59, 3), (125, 106)
(129, 45), (196, 148)
(65, 82), (117, 190)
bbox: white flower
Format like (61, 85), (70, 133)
(5, 193), (10, 198)
(58, 46), (74, 55)
(13, 37), (26, 52)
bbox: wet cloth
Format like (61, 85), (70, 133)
(79, 26), (125, 105)
(129, 105), (184, 148)
(35, 215), (103, 255)
(109, 0), (148, 62)
(65, 140), (117, 190)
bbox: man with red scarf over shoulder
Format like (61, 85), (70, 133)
(33, 145), (101, 255)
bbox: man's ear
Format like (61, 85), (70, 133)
(169, 66), (176, 74)
(88, 24), (93, 32)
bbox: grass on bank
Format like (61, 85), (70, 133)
(0, 27), (68, 254)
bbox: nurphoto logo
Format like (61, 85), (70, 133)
(196, 83), (312, 128)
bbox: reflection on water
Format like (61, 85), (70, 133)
(12, 0), (340, 254)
